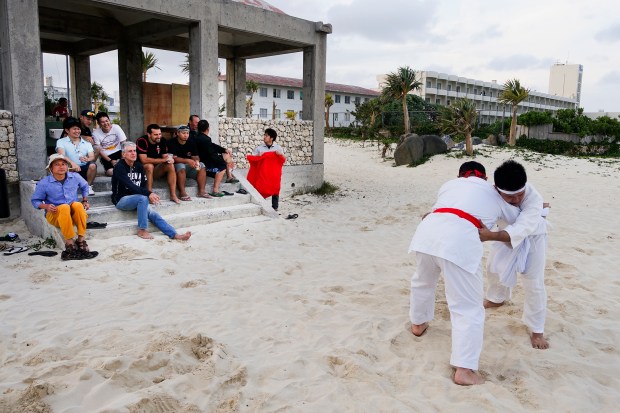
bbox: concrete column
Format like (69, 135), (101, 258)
(302, 34), (327, 164)
(225, 57), (247, 118)
(0, 0), (46, 179)
(118, 39), (144, 140)
(189, 21), (220, 141)
(73, 55), (92, 113)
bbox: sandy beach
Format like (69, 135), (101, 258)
(1, 139), (619, 412)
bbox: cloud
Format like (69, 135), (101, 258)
(486, 54), (553, 71)
(595, 24), (620, 42)
(327, 0), (439, 42)
(598, 70), (620, 85)
(471, 25), (502, 42)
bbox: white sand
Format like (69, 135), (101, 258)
(1, 140), (619, 412)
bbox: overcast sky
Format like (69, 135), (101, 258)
(43, 0), (620, 112)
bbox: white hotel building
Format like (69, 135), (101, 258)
(377, 69), (579, 125)
(218, 73), (380, 127)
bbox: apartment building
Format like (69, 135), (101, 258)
(549, 63), (583, 107)
(377, 70), (578, 125)
(218, 73), (380, 127)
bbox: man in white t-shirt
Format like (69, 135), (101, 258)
(92, 112), (127, 176)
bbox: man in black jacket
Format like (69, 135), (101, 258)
(112, 142), (191, 240)
(192, 119), (238, 197)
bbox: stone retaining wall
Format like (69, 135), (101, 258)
(0, 110), (18, 182)
(218, 118), (314, 169)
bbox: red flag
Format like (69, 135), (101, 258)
(246, 152), (286, 198)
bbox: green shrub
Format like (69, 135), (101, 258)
(312, 181), (339, 196)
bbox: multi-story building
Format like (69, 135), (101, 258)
(548, 63), (583, 107)
(218, 73), (380, 127)
(377, 70), (579, 125)
(43, 76), (68, 102)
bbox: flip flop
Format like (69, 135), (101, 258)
(197, 193), (213, 199)
(180, 196), (192, 201)
(4, 246), (29, 255)
(222, 191), (234, 196)
(209, 192), (225, 197)
(171, 198), (181, 204)
(86, 221), (107, 229)
(0, 233), (19, 242)
(236, 189), (248, 195)
(28, 251), (59, 257)
(285, 214), (298, 220)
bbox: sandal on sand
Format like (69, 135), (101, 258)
(180, 196), (192, 201)
(76, 240), (99, 259)
(285, 214), (299, 220)
(209, 192), (225, 197)
(4, 246), (29, 256)
(0, 233), (19, 242)
(28, 251), (58, 257)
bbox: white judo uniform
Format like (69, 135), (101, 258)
(409, 177), (518, 370)
(485, 183), (548, 334)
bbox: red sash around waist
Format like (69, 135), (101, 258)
(433, 208), (482, 228)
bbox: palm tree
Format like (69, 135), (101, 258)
(325, 93), (334, 129)
(438, 98), (478, 156)
(245, 80), (259, 117)
(90, 81), (108, 113)
(180, 54), (190, 75)
(497, 79), (530, 146)
(141, 50), (160, 82)
(381, 66), (422, 136)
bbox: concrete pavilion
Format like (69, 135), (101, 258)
(0, 0), (331, 214)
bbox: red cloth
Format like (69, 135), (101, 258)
(433, 208), (482, 228)
(246, 152), (286, 198)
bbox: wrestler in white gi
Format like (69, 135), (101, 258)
(409, 161), (519, 386)
(481, 160), (550, 350)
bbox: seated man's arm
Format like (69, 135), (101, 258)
(138, 153), (165, 165)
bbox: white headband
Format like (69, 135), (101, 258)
(496, 186), (526, 195)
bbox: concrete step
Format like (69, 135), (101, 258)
(87, 203), (264, 239)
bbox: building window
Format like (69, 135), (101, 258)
(259, 87), (268, 97)
(425, 97), (431, 103)
(345, 112), (351, 121)
(333, 113), (339, 121)
(274, 109), (281, 119)
(354, 97), (361, 105)
(456, 86), (461, 93)
(287, 90), (294, 99)
(474, 88), (478, 95)
(437, 83), (442, 90)
(273, 89), (281, 98)
(299, 91), (303, 100)
(447, 100), (451, 106)
(259, 108), (267, 118)
(335, 94), (341, 103)
(364, 97), (370, 102)
(426, 81), (432, 88)
(344, 96), (351, 104)
(466, 87), (470, 94)
(448, 85), (452, 91)
(435, 99), (441, 104)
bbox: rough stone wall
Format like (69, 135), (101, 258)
(0, 111), (18, 182)
(218, 118), (314, 169)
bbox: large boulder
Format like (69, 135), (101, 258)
(472, 136), (482, 145)
(441, 135), (456, 149)
(394, 134), (448, 166)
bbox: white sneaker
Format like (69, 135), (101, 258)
(88, 185), (95, 196)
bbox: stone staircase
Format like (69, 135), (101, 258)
(21, 170), (278, 245)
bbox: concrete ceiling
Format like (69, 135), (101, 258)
(38, 0), (305, 58)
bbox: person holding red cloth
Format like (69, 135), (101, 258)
(247, 128), (285, 211)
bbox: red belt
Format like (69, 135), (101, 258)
(433, 208), (482, 228)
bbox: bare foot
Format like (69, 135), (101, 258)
(410, 322), (429, 337)
(531, 332), (549, 349)
(454, 368), (485, 385)
(173, 231), (191, 241)
(171, 197), (181, 204)
(483, 299), (505, 309)
(137, 229), (154, 239)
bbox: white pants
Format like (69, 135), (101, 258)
(486, 234), (547, 333)
(410, 252), (484, 370)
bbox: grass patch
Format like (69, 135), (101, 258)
(312, 181), (339, 196)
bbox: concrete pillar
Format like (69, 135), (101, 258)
(189, 21), (220, 141)
(118, 40), (144, 140)
(225, 57), (247, 118)
(0, 0), (46, 179)
(73, 55), (92, 114)
(302, 34), (327, 164)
